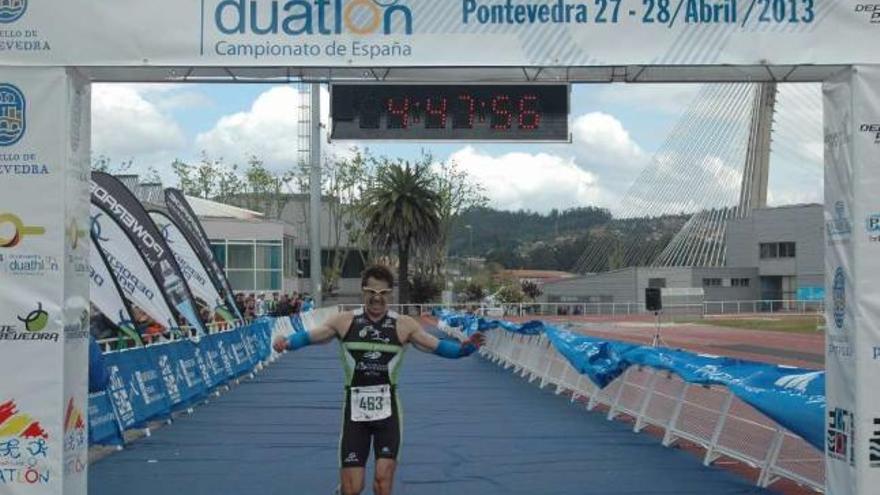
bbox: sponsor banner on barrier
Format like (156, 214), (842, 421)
(172, 340), (209, 400)
(103, 350), (173, 429)
(91, 173), (207, 336)
(149, 211), (232, 324)
(87, 391), (123, 447)
(0, 1), (878, 67)
(164, 189), (242, 322)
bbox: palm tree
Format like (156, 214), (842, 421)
(360, 161), (442, 304)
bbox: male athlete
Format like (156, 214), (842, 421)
(273, 265), (485, 495)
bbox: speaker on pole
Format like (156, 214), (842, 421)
(645, 288), (662, 312)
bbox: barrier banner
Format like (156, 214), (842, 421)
(147, 343), (200, 409)
(103, 349), (172, 429)
(544, 327), (825, 450)
(193, 342), (223, 392)
(164, 189), (242, 322)
(199, 334), (235, 384)
(439, 312), (824, 451)
(220, 331), (251, 377)
(0, 68), (88, 495)
(87, 391), (123, 447)
(173, 340), (210, 399)
(149, 211), (233, 324)
(240, 323), (261, 363)
(91, 172), (207, 336)
(248, 320), (271, 362)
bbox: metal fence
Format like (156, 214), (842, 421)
(438, 322), (825, 492)
(338, 300), (826, 319)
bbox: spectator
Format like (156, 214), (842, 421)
(89, 306), (116, 341)
(255, 293), (267, 317)
(274, 294), (292, 317)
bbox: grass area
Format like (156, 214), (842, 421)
(675, 316), (825, 333)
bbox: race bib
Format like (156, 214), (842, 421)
(350, 385), (392, 422)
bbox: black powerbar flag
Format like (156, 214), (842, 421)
(164, 188), (244, 322)
(90, 172), (208, 336)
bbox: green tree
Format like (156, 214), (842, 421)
(410, 272), (442, 304)
(360, 161), (442, 304)
(521, 280), (543, 300)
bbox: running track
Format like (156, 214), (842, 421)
(90, 329), (774, 495)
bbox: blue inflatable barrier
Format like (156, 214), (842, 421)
(436, 311), (825, 451)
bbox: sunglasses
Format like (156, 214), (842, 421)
(362, 287), (393, 296)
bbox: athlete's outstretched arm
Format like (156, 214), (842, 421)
(403, 316), (485, 358)
(272, 312), (346, 353)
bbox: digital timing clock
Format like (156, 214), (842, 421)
(330, 84), (570, 141)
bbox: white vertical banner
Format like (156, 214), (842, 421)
(61, 70), (90, 494)
(0, 68), (88, 495)
(824, 64), (880, 495)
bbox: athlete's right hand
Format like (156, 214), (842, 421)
(272, 336), (289, 353)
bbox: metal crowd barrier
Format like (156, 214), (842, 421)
(338, 300), (825, 319)
(438, 322), (824, 492)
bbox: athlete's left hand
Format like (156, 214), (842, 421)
(272, 336), (288, 353)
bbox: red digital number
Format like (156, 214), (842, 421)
(455, 94), (476, 128)
(491, 95), (512, 130)
(386, 97), (410, 129)
(425, 97), (448, 129)
(518, 95), (540, 130)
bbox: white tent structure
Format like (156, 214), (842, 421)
(0, 2), (878, 494)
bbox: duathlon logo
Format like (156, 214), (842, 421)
(0, 213), (45, 248)
(0, 84), (26, 147)
(0, 0), (27, 24)
(213, 0), (414, 36)
(832, 267), (846, 330)
(0, 399), (51, 487)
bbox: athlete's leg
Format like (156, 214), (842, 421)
(373, 459), (397, 495)
(372, 396), (401, 495)
(339, 397), (370, 494)
(340, 467), (366, 495)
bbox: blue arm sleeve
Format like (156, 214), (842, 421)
(433, 339), (477, 359)
(287, 331), (311, 351)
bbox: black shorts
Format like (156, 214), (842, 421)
(339, 389), (401, 468)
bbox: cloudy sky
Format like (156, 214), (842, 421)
(91, 82), (823, 215)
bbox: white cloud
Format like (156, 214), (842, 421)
(195, 85), (348, 172)
(570, 112), (647, 174)
(448, 146), (602, 213)
(91, 84), (186, 158)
